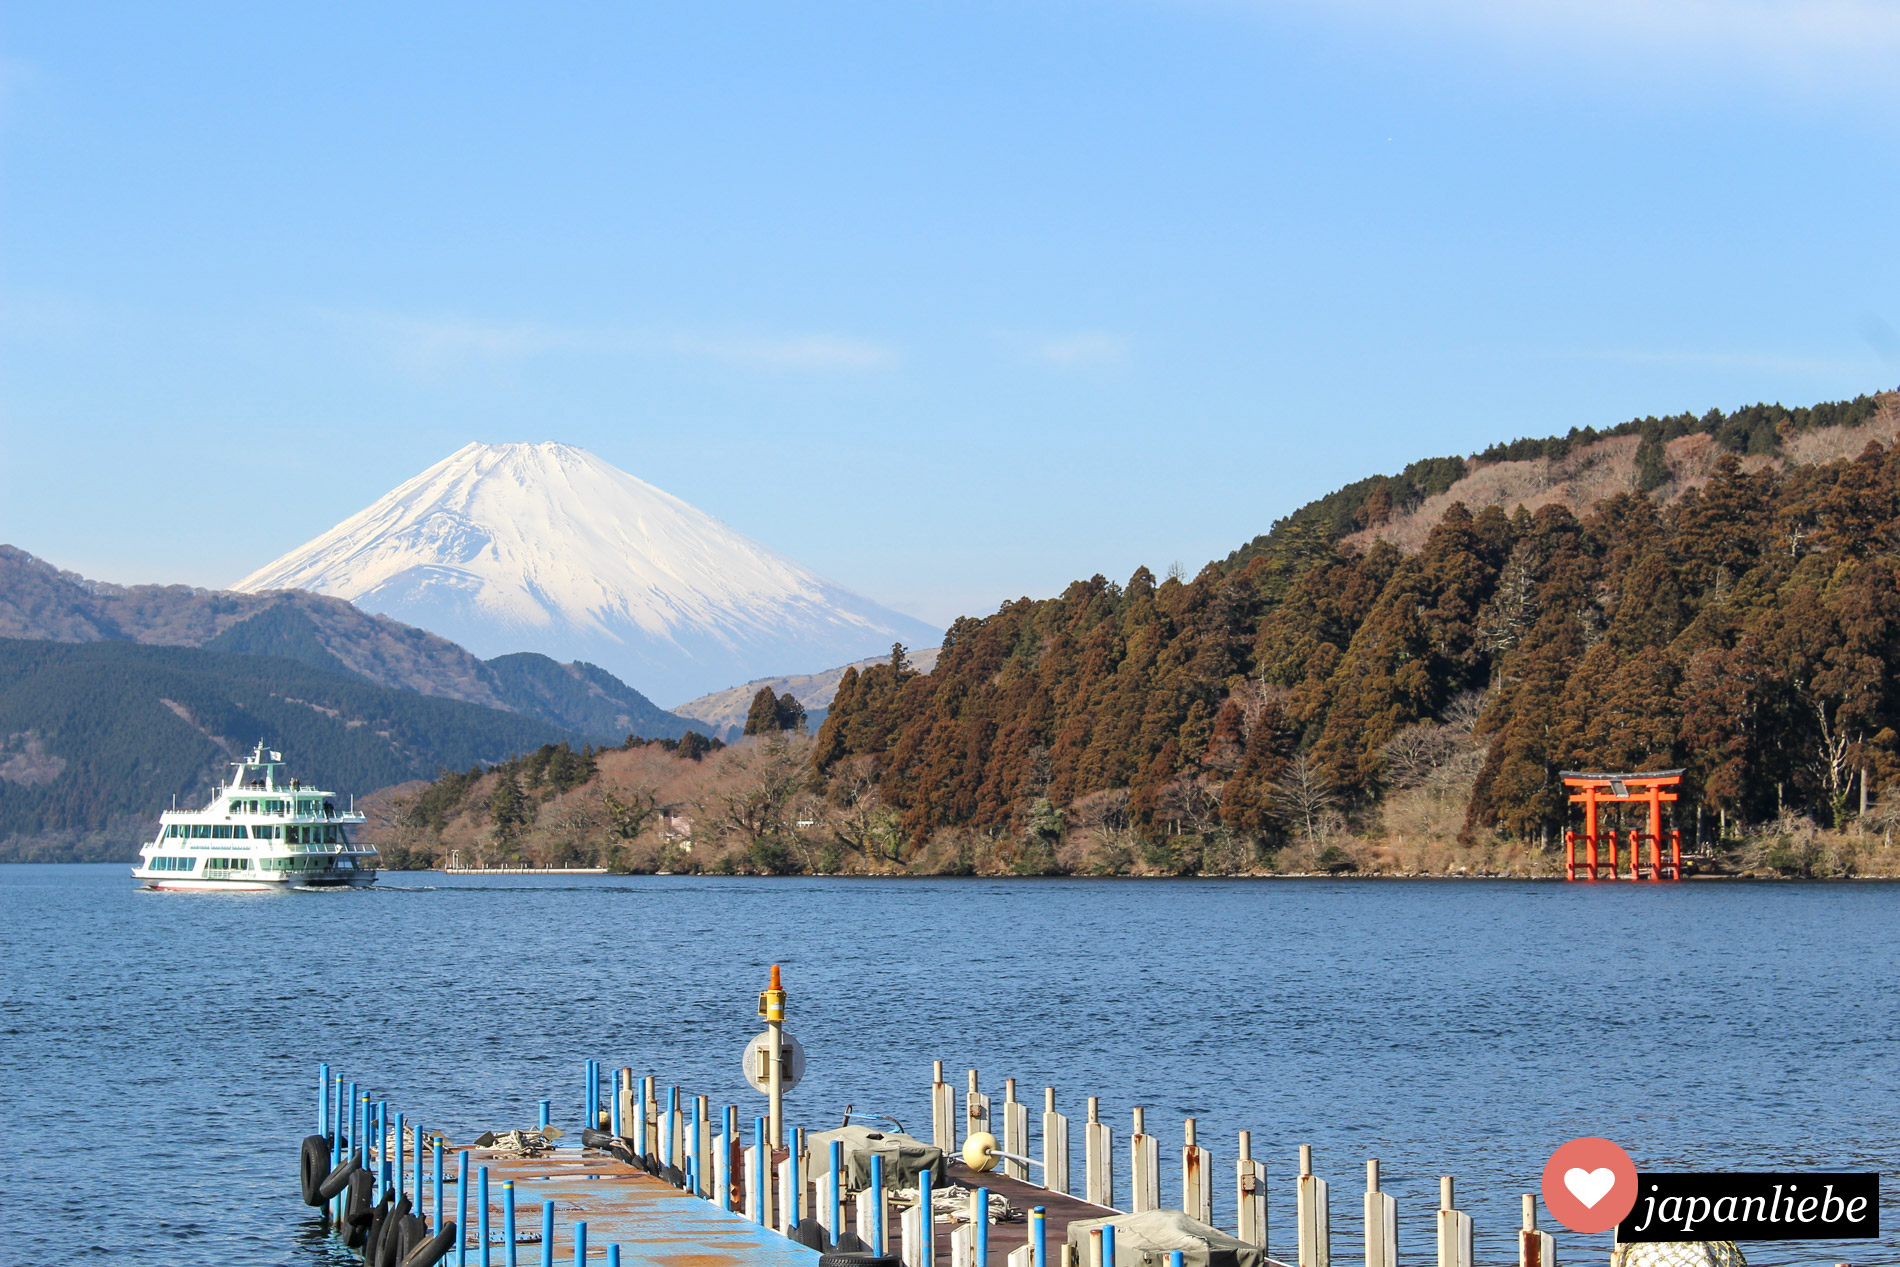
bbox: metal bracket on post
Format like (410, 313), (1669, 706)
(1518, 1194), (1555, 1267)
(1364, 1160), (1396, 1267)
(933, 1061), (956, 1152)
(1042, 1088), (1070, 1195)
(1003, 1080), (1028, 1181)
(1297, 1145), (1331, 1267)
(1084, 1097), (1114, 1210)
(1130, 1107), (1159, 1214)
(966, 1069), (990, 1145)
(642, 1075), (659, 1161)
(1237, 1131), (1267, 1249)
(1182, 1117), (1212, 1224)
(1437, 1177), (1473, 1267)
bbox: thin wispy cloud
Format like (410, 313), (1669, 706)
(324, 311), (898, 375)
(671, 333), (894, 370)
(1035, 332), (1133, 367)
(1214, 0), (1900, 91)
(996, 330), (1133, 368)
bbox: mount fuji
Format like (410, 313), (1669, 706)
(233, 442), (938, 705)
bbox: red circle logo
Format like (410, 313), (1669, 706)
(1541, 1137), (1638, 1234)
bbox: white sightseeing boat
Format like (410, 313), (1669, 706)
(132, 743), (378, 891)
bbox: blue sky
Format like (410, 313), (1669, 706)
(3, 1), (1897, 627)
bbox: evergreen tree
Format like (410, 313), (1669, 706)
(744, 687), (781, 736)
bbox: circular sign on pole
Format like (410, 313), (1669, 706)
(743, 1030), (806, 1094)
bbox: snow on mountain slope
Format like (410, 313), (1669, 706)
(233, 442), (938, 704)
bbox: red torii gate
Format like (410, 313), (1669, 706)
(1561, 769), (1683, 881)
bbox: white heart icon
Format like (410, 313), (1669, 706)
(1564, 1166), (1616, 1208)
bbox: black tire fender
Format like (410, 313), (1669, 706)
(374, 1194), (412, 1267)
(316, 1156), (359, 1202)
(300, 1135), (332, 1205)
(398, 1220), (457, 1267)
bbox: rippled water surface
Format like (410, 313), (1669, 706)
(5, 866), (1896, 1266)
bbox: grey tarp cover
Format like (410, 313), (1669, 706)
(1064, 1209), (1267, 1267)
(804, 1124), (944, 1190)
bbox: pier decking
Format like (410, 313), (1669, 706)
(439, 1147), (1120, 1265)
(447, 1145), (813, 1266)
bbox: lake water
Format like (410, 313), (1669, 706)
(4, 865), (1895, 1266)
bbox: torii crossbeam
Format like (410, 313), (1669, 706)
(1560, 769), (1683, 881)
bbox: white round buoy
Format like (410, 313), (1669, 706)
(962, 1131), (1000, 1172)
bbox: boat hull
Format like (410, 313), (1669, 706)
(134, 873), (378, 891)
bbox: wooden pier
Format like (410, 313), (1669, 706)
(442, 1144), (813, 1266)
(302, 969), (1549, 1267)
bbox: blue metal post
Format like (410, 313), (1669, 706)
(540, 1201), (554, 1267)
(974, 1185), (988, 1265)
(1169, 1253), (1185, 1267)
(829, 1140), (843, 1236)
(479, 1165), (492, 1267)
(538, 1099), (551, 1130)
(504, 1180), (517, 1267)
(414, 1121), (424, 1206)
(329, 1075), (344, 1223)
(433, 1141), (445, 1235)
(573, 1221), (587, 1266)
(786, 1127), (800, 1229)
(456, 1150), (470, 1267)
(920, 1164), (934, 1262)
(686, 1097), (699, 1193)
(1031, 1206), (1047, 1267)
(585, 1060), (596, 1130)
(870, 1155), (886, 1255)
(1102, 1223), (1116, 1265)
(352, 1088), (364, 1166)
(378, 1101), (390, 1190)
(754, 1117), (769, 1226)
(395, 1112), (405, 1202)
(607, 1247), (620, 1267)
(318, 1063), (330, 1135)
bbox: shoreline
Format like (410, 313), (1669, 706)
(10, 860), (1900, 882)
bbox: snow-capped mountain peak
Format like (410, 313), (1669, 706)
(234, 442), (936, 704)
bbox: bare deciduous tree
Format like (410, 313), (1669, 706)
(1272, 752), (1338, 841)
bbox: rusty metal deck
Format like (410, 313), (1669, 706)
(451, 1146), (817, 1266)
(450, 1146), (1147, 1264)
(927, 1161), (1121, 1263)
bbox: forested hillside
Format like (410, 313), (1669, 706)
(815, 392), (1900, 866)
(376, 389), (1900, 878)
(0, 639), (583, 861)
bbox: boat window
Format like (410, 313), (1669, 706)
(233, 826), (248, 839)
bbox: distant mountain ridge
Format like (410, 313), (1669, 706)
(233, 441), (939, 704)
(673, 646), (942, 740)
(0, 637), (587, 861)
(0, 545), (700, 742)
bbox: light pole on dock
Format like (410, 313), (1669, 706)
(759, 964), (786, 1149)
